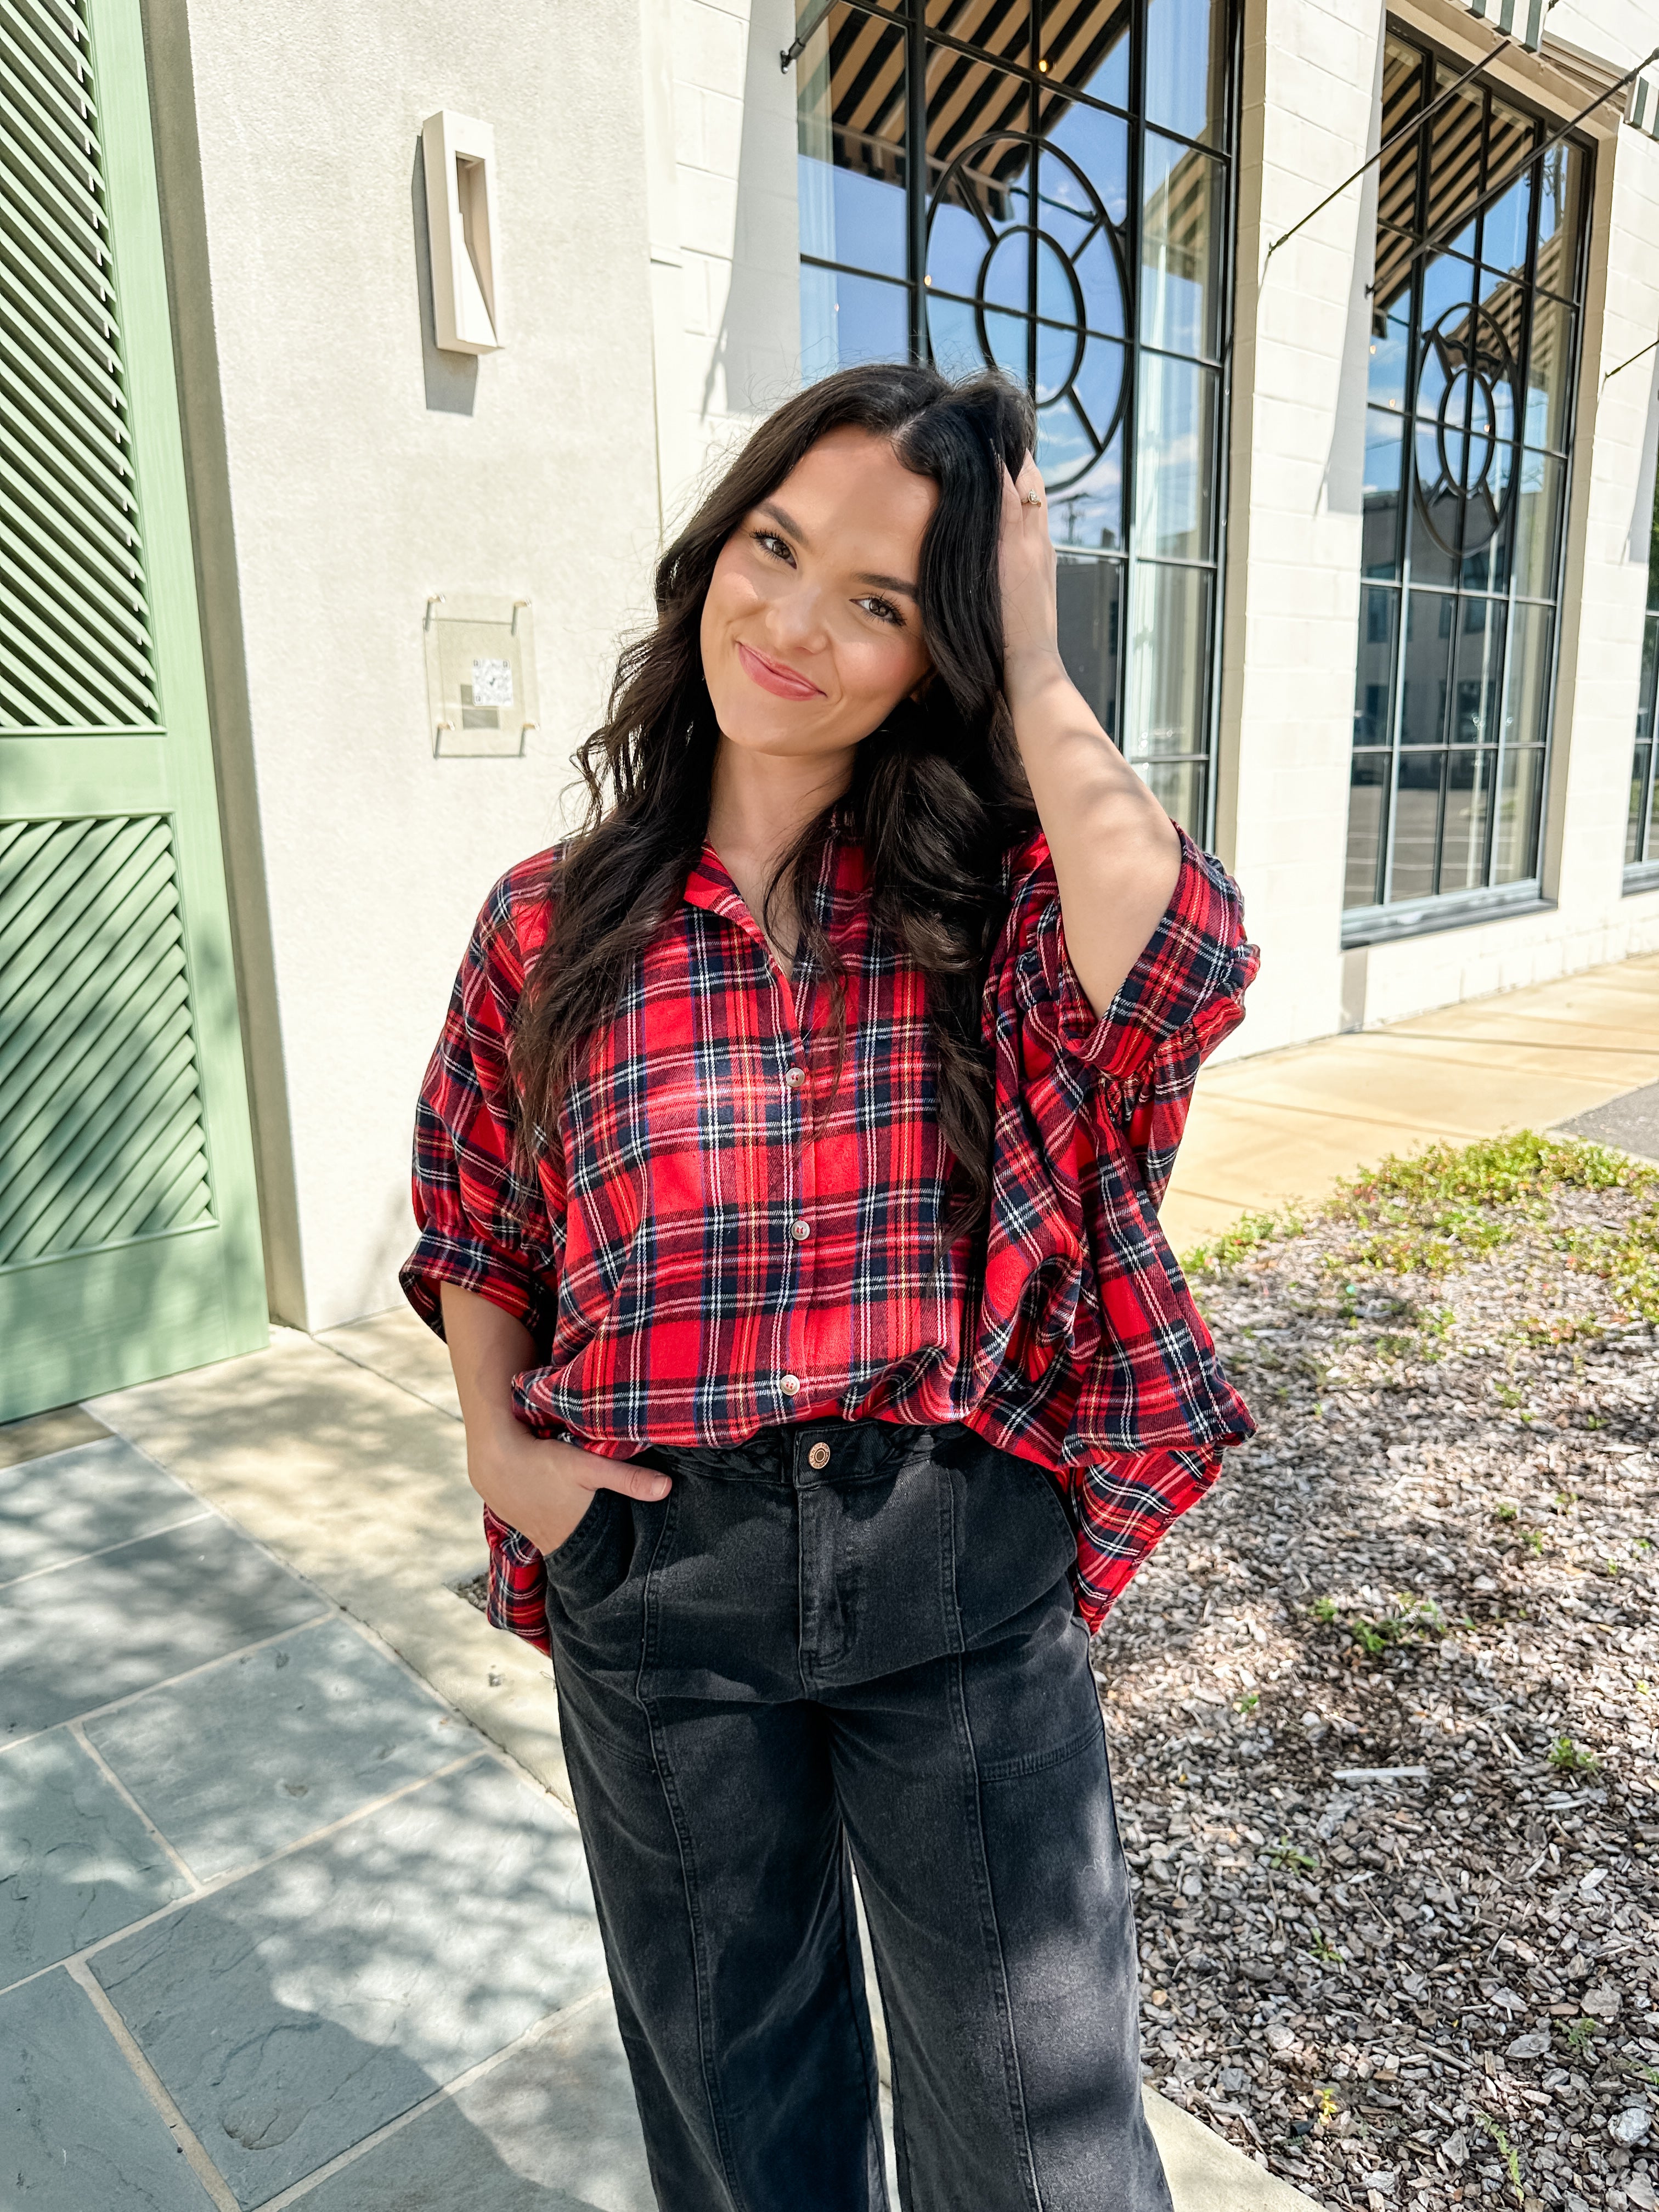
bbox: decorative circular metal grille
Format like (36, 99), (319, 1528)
(1412, 302), (1518, 556)
(924, 133), (1130, 493)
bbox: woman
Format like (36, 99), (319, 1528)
(403, 363), (1256, 2211)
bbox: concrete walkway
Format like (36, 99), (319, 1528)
(1, 1346), (1314, 2210)
(1161, 947), (1659, 1252)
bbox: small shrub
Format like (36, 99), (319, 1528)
(1474, 2112), (1524, 2207)
(1270, 1839), (1318, 1874)
(1185, 1207), (1302, 1274)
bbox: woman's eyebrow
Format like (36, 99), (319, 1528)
(758, 499), (916, 600)
(758, 500), (808, 543)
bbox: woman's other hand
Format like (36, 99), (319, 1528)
(439, 1283), (670, 1555)
(997, 451), (1063, 688)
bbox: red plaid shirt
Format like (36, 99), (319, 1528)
(403, 826), (1257, 1649)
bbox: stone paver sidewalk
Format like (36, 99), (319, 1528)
(0, 1411), (653, 2210)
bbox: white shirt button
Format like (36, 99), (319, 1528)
(784, 1065), (806, 1088)
(779, 1372), (801, 1397)
(789, 1218), (811, 1241)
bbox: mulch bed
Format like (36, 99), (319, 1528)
(1094, 1137), (1659, 2212)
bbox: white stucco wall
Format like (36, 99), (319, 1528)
(160, 0), (663, 1328)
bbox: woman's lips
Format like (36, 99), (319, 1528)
(736, 641), (822, 701)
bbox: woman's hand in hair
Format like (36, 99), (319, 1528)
(439, 1284), (671, 1556)
(996, 454), (1182, 1019)
(997, 450), (1063, 679)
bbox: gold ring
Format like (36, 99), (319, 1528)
(1021, 491), (1044, 506)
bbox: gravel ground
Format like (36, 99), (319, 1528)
(1096, 1141), (1659, 2212)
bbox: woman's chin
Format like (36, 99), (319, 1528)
(713, 708), (844, 763)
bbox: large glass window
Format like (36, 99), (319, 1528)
(796, 0), (1238, 839)
(1343, 30), (1590, 939)
(1626, 465), (1659, 890)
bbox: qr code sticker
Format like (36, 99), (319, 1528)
(470, 657), (514, 707)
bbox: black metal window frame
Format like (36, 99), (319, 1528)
(1341, 22), (1595, 951)
(1626, 464), (1659, 893)
(793, 0), (1242, 848)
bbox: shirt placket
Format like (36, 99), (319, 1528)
(762, 935), (816, 1417)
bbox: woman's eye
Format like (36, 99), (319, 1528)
(752, 531), (794, 564)
(856, 596), (902, 627)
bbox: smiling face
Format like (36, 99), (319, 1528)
(698, 426), (939, 774)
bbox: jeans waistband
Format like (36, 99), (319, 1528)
(637, 1419), (932, 1489)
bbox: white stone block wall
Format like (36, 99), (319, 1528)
(641, 0), (802, 532)
(1213, 0), (1385, 1057)
(1215, 0), (1659, 1057)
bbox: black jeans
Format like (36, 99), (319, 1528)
(545, 1418), (1171, 2212)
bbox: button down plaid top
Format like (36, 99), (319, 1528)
(403, 826), (1257, 1644)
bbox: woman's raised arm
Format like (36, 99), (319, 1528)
(997, 452), (1182, 1019)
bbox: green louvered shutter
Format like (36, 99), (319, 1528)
(1, 0), (267, 1420)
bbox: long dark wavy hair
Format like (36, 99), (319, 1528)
(510, 361), (1039, 1228)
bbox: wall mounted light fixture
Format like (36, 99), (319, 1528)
(421, 110), (502, 353)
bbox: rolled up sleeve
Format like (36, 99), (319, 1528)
(400, 874), (560, 1340)
(1011, 830), (1258, 1084)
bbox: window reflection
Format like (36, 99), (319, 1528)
(1623, 445), (1659, 877)
(1346, 752), (1389, 908)
(1141, 133), (1222, 358)
(1134, 356), (1216, 560)
(1375, 37), (1422, 236)
(1056, 551), (1122, 740)
(1127, 562), (1210, 758)
(798, 6), (908, 280)
(1038, 0), (1127, 106)
(1342, 27), (1588, 922)
(802, 264), (911, 380)
(1145, 0), (1225, 144)
(1363, 411), (1404, 579)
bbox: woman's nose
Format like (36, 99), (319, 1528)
(769, 580), (830, 653)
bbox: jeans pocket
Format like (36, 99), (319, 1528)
(544, 1486), (634, 1610)
(932, 1429), (1079, 1644)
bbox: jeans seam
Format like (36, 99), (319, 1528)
(838, 1848), (888, 2205)
(938, 1446), (964, 1658)
(948, 1648), (1046, 2212)
(636, 1492), (753, 2212)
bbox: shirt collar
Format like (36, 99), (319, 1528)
(682, 825), (867, 940)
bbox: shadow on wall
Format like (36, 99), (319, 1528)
(411, 143), (478, 418)
(1321, 26), (1389, 523)
(698, 1), (801, 440)
(1627, 347), (1659, 568)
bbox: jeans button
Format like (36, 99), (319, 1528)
(807, 1440), (831, 1471)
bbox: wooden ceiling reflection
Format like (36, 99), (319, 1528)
(814, 0), (1137, 198)
(815, 0), (1214, 270)
(1371, 41), (1571, 335)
